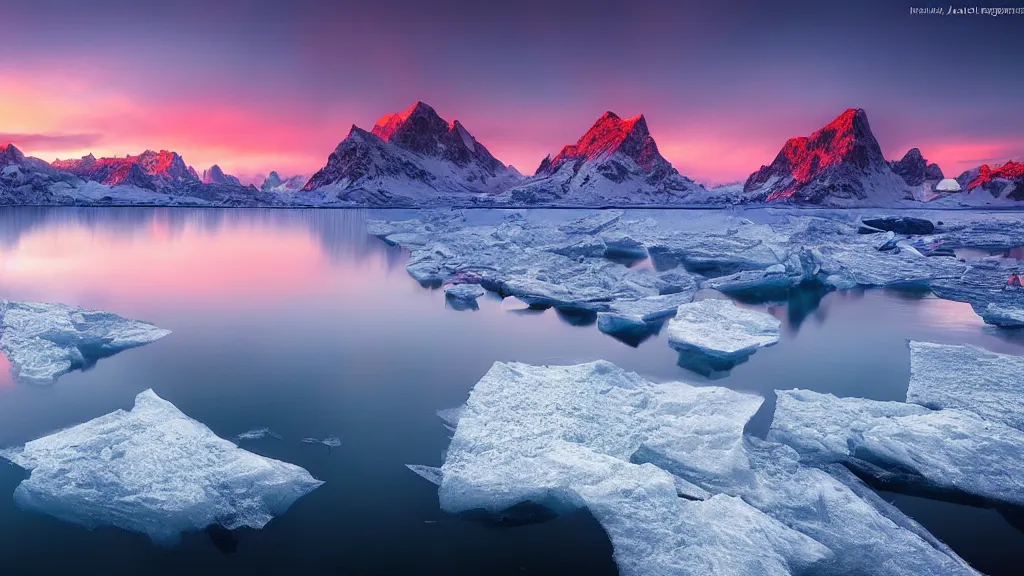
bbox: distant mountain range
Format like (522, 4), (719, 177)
(1, 103), (1021, 208)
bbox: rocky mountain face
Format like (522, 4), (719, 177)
(890, 148), (944, 187)
(53, 150), (201, 192)
(957, 161), (1024, 200)
(1, 143), (80, 204)
(301, 101), (518, 204)
(201, 165), (242, 186)
(743, 108), (911, 205)
(260, 171), (308, 192)
(500, 111), (705, 206)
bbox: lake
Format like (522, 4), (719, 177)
(0, 207), (1022, 575)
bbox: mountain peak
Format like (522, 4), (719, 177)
(967, 160), (1024, 190)
(540, 111), (657, 175)
(0, 143), (25, 164)
(743, 107), (893, 202)
(890, 148), (943, 186)
(201, 164), (242, 186)
(372, 101), (445, 142)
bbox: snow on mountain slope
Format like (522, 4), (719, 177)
(743, 109), (913, 207)
(260, 171), (308, 192)
(496, 112), (706, 206)
(201, 165), (243, 186)
(52, 150), (201, 192)
(300, 101), (520, 205)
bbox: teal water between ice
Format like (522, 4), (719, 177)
(0, 207), (1022, 575)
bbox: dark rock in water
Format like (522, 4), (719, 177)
(860, 216), (934, 235)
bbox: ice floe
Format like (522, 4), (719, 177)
(302, 436), (341, 449)
(0, 300), (171, 384)
(235, 427), (284, 442)
(909, 341), (1024, 431)
(666, 299), (780, 374)
(408, 360), (977, 575)
(769, 388), (1024, 508)
(0, 390), (322, 543)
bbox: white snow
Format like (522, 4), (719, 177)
(0, 300), (171, 384)
(0, 390), (323, 544)
(666, 299), (780, 361)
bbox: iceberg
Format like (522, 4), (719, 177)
(414, 360), (976, 575)
(666, 299), (780, 374)
(769, 389), (1024, 508)
(444, 283), (486, 310)
(908, 341), (1024, 431)
(0, 300), (171, 385)
(0, 390), (323, 544)
(432, 361), (831, 574)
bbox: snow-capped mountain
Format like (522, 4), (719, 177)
(1, 143), (82, 204)
(956, 161), (1024, 201)
(52, 150), (201, 193)
(497, 111), (706, 206)
(201, 165), (243, 186)
(260, 171), (308, 192)
(890, 148), (943, 187)
(300, 101), (519, 205)
(743, 108), (912, 206)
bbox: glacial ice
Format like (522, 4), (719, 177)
(0, 300), (171, 384)
(769, 388), (1024, 507)
(414, 360), (976, 575)
(302, 436), (341, 449)
(235, 427), (284, 442)
(666, 299), (780, 366)
(908, 341), (1024, 431)
(596, 292), (696, 338)
(444, 283), (486, 310)
(0, 390), (323, 543)
(982, 303), (1024, 328)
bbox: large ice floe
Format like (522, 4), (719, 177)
(408, 360), (977, 575)
(769, 387), (1024, 508)
(0, 389), (322, 543)
(0, 300), (171, 384)
(666, 299), (781, 376)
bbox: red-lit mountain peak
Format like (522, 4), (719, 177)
(745, 108), (890, 202)
(371, 101), (444, 142)
(542, 111), (662, 175)
(967, 161), (1024, 190)
(0, 143), (25, 164)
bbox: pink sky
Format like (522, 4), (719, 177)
(1, 0), (1021, 185)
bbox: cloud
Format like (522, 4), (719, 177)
(0, 132), (102, 149)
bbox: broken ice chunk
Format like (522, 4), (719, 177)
(908, 341), (1024, 432)
(596, 292), (696, 340)
(406, 464), (443, 486)
(444, 283), (486, 310)
(301, 436), (341, 449)
(0, 390), (322, 544)
(981, 303), (1024, 328)
(0, 300), (171, 385)
(769, 388), (1024, 508)
(235, 427), (284, 442)
(703, 265), (798, 301)
(666, 299), (780, 374)
(557, 210), (623, 235)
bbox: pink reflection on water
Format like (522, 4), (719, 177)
(0, 354), (13, 390)
(0, 217), (390, 310)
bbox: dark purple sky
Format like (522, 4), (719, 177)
(1, 0), (1021, 183)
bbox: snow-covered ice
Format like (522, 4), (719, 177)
(666, 299), (780, 369)
(596, 291), (696, 338)
(0, 300), (171, 384)
(769, 388), (1024, 508)
(0, 390), (322, 544)
(908, 341), (1024, 432)
(409, 360), (977, 575)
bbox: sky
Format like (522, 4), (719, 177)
(0, 0), (1021, 185)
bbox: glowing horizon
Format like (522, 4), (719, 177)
(1, 0), (1020, 186)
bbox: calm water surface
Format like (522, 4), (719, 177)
(0, 207), (1022, 575)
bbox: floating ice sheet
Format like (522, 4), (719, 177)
(666, 299), (780, 367)
(909, 341), (1024, 431)
(0, 300), (171, 385)
(1, 390), (322, 544)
